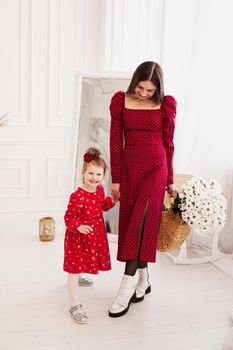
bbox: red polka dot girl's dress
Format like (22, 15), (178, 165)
(110, 91), (177, 263)
(63, 185), (114, 274)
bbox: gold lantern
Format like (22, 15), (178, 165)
(39, 217), (55, 241)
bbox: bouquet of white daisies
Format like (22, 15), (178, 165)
(172, 177), (227, 232)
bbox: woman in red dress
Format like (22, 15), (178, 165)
(63, 147), (116, 324)
(109, 61), (177, 317)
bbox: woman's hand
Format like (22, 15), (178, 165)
(166, 184), (177, 197)
(77, 225), (93, 235)
(111, 183), (120, 201)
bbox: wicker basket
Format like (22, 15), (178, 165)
(157, 208), (190, 252)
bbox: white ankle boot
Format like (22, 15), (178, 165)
(134, 267), (151, 302)
(109, 274), (136, 317)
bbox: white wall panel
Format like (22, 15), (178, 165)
(0, 0), (31, 126)
(48, 0), (76, 126)
(47, 157), (70, 196)
(75, 0), (105, 71)
(0, 143), (69, 216)
(0, 0), (110, 236)
(0, 0), (20, 118)
(0, 158), (32, 197)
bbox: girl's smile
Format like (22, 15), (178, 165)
(82, 165), (104, 191)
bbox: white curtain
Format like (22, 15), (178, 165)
(162, 0), (233, 252)
(104, 0), (233, 252)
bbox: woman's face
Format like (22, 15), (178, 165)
(134, 80), (157, 100)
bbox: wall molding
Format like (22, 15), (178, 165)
(47, 0), (75, 127)
(0, 157), (32, 197)
(0, 208), (65, 213)
(47, 157), (70, 197)
(0, 0), (104, 236)
(0, 139), (70, 145)
(8, 0), (32, 127)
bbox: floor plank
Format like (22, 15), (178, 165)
(0, 233), (233, 349)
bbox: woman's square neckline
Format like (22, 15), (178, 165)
(123, 92), (161, 111)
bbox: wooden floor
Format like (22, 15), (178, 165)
(1, 233), (233, 350)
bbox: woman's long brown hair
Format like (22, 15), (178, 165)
(126, 61), (164, 104)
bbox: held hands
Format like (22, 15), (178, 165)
(111, 183), (120, 202)
(111, 197), (118, 204)
(166, 184), (177, 197)
(77, 225), (93, 235)
(111, 195), (119, 204)
(111, 182), (176, 199)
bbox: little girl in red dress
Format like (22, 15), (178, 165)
(63, 147), (116, 324)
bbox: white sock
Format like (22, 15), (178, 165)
(67, 273), (80, 307)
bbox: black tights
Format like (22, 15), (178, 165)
(124, 260), (147, 276)
(124, 202), (149, 276)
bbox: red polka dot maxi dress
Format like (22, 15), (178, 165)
(110, 91), (177, 263)
(63, 185), (114, 274)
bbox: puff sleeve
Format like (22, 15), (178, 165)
(109, 91), (124, 183)
(162, 95), (177, 185)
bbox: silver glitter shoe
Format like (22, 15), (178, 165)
(78, 276), (93, 287)
(69, 304), (88, 324)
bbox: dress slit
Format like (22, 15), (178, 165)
(136, 200), (149, 259)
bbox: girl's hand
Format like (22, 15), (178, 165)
(111, 196), (119, 204)
(111, 183), (120, 201)
(77, 225), (93, 235)
(166, 184), (177, 197)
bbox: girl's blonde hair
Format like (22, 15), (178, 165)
(82, 147), (107, 174)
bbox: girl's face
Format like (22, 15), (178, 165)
(134, 80), (157, 100)
(82, 164), (104, 191)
